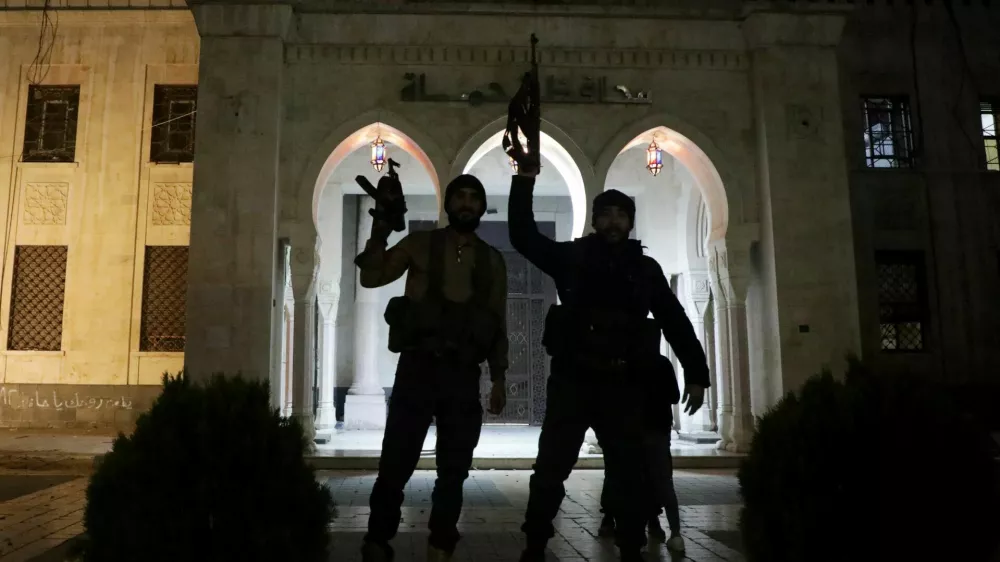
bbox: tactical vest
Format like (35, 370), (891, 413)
(384, 229), (501, 365)
(542, 240), (660, 366)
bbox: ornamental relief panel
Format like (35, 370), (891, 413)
(150, 183), (192, 227)
(22, 183), (69, 226)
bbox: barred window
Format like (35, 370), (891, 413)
(982, 100), (998, 171)
(8, 246), (68, 351)
(862, 96), (915, 169)
(876, 251), (928, 352)
(140, 246), (188, 352)
(22, 86), (80, 163)
(150, 85), (197, 163)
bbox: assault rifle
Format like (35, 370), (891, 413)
(355, 157), (407, 233)
(503, 34), (541, 174)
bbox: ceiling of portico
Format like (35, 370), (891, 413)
(328, 141), (692, 198)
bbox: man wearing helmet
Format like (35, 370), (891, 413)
(355, 174), (509, 562)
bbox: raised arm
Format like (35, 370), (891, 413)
(354, 223), (413, 289)
(646, 259), (711, 388)
(508, 174), (570, 278)
(486, 250), (509, 383)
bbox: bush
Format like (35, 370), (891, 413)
(738, 357), (1000, 562)
(81, 373), (334, 562)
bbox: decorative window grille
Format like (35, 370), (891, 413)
(862, 96), (915, 169)
(982, 100), (999, 171)
(150, 85), (197, 163)
(22, 86), (80, 163)
(140, 246), (188, 352)
(875, 251), (928, 352)
(8, 246), (68, 351)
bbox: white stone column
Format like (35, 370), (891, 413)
(684, 272), (716, 435)
(185, 4), (291, 383)
(711, 240), (755, 453)
(743, 10), (862, 390)
(725, 280), (754, 453)
(704, 302), (719, 432)
(709, 268), (734, 452)
(346, 196), (387, 429)
(290, 243), (319, 441)
(315, 288), (340, 431)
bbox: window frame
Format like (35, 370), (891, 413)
(874, 250), (929, 354)
(21, 85), (81, 163)
(981, 99), (999, 172)
(7, 245), (68, 351)
(149, 85), (198, 164)
(861, 95), (916, 169)
(139, 245), (189, 353)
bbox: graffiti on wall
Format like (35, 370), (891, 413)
(0, 387), (134, 411)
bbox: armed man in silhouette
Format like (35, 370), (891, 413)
(354, 163), (508, 562)
(502, 42), (709, 560)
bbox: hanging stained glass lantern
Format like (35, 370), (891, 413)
(370, 136), (387, 173)
(508, 155), (519, 173)
(646, 140), (663, 177)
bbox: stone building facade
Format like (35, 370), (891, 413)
(0, 0), (996, 451)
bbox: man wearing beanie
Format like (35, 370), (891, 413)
(355, 173), (509, 562)
(507, 161), (710, 561)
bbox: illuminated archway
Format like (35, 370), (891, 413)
(454, 118), (593, 239)
(310, 122), (442, 229)
(597, 117), (734, 244)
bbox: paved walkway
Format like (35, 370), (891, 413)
(327, 469), (744, 562)
(0, 469), (743, 561)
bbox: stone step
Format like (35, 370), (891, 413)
(305, 454), (743, 471)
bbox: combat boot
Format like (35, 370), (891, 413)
(361, 540), (394, 562)
(427, 543), (453, 562)
(598, 513), (616, 537)
(665, 534), (685, 553)
(646, 517), (666, 542)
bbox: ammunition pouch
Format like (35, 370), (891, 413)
(385, 297), (501, 366)
(542, 304), (660, 362)
(383, 228), (500, 366)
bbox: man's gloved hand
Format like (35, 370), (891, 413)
(682, 384), (706, 416)
(487, 380), (507, 415)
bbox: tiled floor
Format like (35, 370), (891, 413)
(326, 469), (745, 562)
(0, 469), (744, 561)
(0, 477), (85, 561)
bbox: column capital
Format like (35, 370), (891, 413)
(191, 3), (293, 40)
(741, 9), (849, 50)
(290, 240), (320, 302)
(684, 271), (713, 320)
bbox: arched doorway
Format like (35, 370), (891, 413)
(598, 122), (734, 444)
(308, 121), (442, 433)
(454, 123), (590, 425)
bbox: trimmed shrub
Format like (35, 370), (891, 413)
(738, 357), (1000, 562)
(81, 373), (333, 562)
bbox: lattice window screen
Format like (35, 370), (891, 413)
(8, 246), (68, 351)
(140, 246), (188, 352)
(875, 251), (928, 352)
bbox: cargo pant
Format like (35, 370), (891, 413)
(522, 357), (647, 552)
(365, 351), (484, 553)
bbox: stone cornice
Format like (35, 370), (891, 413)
(0, 8), (191, 24)
(285, 44), (749, 71)
(2, 0), (998, 12)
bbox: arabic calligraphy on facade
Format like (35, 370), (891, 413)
(400, 72), (652, 105)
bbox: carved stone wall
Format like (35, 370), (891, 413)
(22, 183), (69, 226)
(150, 183), (193, 226)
